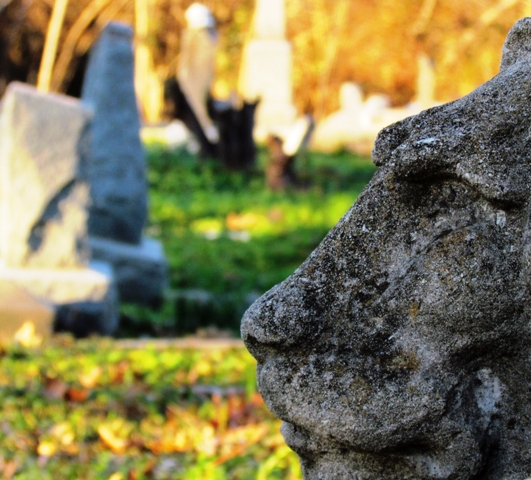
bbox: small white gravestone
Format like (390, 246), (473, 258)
(313, 83), (423, 154)
(312, 82), (366, 153)
(340, 82), (363, 114)
(0, 82), (118, 335)
(177, 3), (219, 143)
(253, 0), (285, 39)
(238, 0), (296, 140)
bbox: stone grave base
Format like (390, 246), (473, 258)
(0, 280), (55, 344)
(89, 236), (167, 306)
(0, 261), (118, 337)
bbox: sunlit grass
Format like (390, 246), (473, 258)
(0, 337), (302, 479)
(133, 143), (376, 334)
(0, 145), (377, 478)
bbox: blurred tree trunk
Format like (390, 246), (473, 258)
(37, 0), (69, 92)
(314, 0), (351, 119)
(135, 0), (163, 122)
(50, 0), (112, 92)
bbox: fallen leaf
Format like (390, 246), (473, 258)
(215, 423), (269, 466)
(50, 422), (75, 446)
(98, 422), (129, 454)
(79, 366), (103, 388)
(13, 322), (42, 347)
(37, 440), (57, 457)
(173, 430), (188, 452)
(195, 424), (217, 456)
(43, 377), (68, 400)
(65, 387), (89, 402)
(2, 459), (17, 478)
(109, 361), (129, 385)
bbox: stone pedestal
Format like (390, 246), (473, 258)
(89, 236), (167, 306)
(0, 261), (117, 336)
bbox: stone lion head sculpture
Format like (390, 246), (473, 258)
(242, 19), (531, 480)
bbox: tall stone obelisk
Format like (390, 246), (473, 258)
(238, 0), (296, 139)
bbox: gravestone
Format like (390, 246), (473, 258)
(242, 18), (531, 479)
(0, 82), (118, 335)
(177, 3), (219, 145)
(312, 82), (365, 152)
(82, 21), (147, 245)
(82, 22), (167, 306)
(238, 0), (296, 140)
(416, 52), (436, 109)
(339, 82), (364, 115)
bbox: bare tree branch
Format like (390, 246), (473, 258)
(412, 0), (437, 36)
(459, 0), (520, 49)
(50, 0), (113, 92)
(37, 0), (69, 92)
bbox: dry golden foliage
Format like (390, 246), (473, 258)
(0, 0), (529, 119)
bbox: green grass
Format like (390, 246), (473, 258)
(0, 337), (300, 479)
(121, 145), (376, 336)
(0, 146), (376, 478)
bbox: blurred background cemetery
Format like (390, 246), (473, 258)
(0, 0), (530, 478)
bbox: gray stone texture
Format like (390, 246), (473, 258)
(82, 21), (147, 244)
(88, 236), (167, 306)
(242, 18), (531, 479)
(0, 82), (91, 268)
(0, 82), (118, 336)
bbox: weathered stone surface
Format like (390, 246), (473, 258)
(0, 82), (91, 268)
(0, 82), (118, 336)
(82, 21), (147, 244)
(242, 18), (531, 479)
(88, 236), (167, 306)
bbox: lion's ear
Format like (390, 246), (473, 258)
(500, 18), (531, 72)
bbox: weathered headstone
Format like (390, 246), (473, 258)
(82, 21), (147, 245)
(0, 84), (90, 268)
(242, 18), (531, 479)
(238, 0), (296, 140)
(83, 22), (167, 306)
(0, 82), (118, 335)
